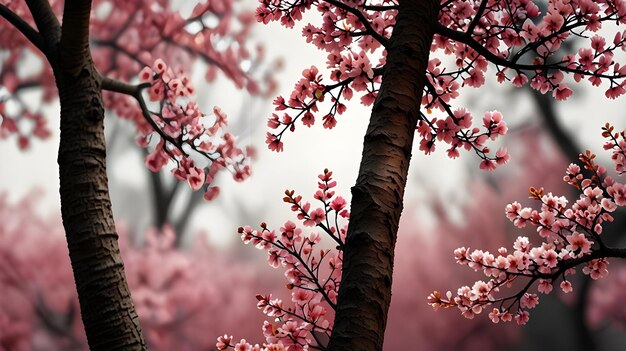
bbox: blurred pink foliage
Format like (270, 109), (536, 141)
(0, 193), (74, 351)
(388, 188), (521, 350)
(588, 262), (626, 328)
(1, 0), (276, 143)
(0, 193), (275, 351)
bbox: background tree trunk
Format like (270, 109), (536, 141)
(327, 1), (440, 350)
(54, 0), (146, 349)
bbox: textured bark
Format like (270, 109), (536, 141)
(25, 0), (61, 47)
(54, 1), (147, 350)
(327, 1), (440, 350)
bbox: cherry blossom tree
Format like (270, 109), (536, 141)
(0, 0), (273, 349)
(253, 0), (626, 349)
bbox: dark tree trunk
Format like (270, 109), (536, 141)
(147, 165), (171, 229)
(54, 0), (146, 350)
(327, 1), (440, 350)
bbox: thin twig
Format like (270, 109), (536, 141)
(101, 76), (188, 156)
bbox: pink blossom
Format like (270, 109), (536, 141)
(538, 279), (553, 294)
(566, 232), (592, 255)
(560, 281), (573, 293)
(304, 208), (326, 227)
(203, 186), (220, 201)
(605, 85), (626, 99)
(266, 133), (284, 152)
(330, 196), (347, 212)
(553, 85), (573, 101)
(217, 335), (233, 350)
(234, 340), (253, 351)
(514, 311), (530, 325)
(188, 167), (205, 190)
(480, 159), (496, 171)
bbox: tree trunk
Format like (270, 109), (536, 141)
(327, 1), (440, 350)
(54, 0), (146, 350)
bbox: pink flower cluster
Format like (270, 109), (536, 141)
(603, 123), (626, 173)
(0, 0), (277, 167)
(257, 0), (395, 154)
(417, 107), (510, 170)
(258, 0), (626, 169)
(588, 262), (626, 328)
(134, 59), (251, 200)
(90, 0), (275, 94)
(429, 124), (626, 325)
(437, 0), (626, 99)
(218, 169), (349, 351)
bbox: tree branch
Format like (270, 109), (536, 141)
(528, 85), (598, 350)
(465, 0), (488, 35)
(0, 4), (46, 53)
(362, 4), (398, 11)
(435, 24), (625, 80)
(101, 76), (189, 157)
(25, 0), (61, 49)
(324, 0), (390, 47)
(436, 24), (529, 68)
(101, 76), (150, 95)
(552, 247), (626, 279)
